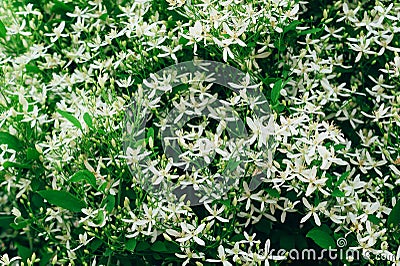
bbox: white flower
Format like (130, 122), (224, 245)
(317, 145), (347, 170)
(300, 198), (327, 226)
(175, 248), (204, 266)
(0, 254), (21, 266)
(391, 246), (400, 266)
(204, 203), (229, 223)
(176, 222), (206, 246)
(206, 245), (232, 266)
(45, 21), (68, 42)
(263, 239), (286, 266)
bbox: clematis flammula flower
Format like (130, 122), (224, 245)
(300, 198), (327, 226)
(317, 145), (347, 170)
(44, 21), (68, 42)
(204, 203), (229, 223)
(391, 245), (400, 266)
(176, 222), (206, 246)
(0, 254), (21, 266)
(206, 245), (232, 266)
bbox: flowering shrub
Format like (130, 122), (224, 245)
(0, 0), (399, 265)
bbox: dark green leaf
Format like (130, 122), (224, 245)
(299, 28), (322, 35)
(280, 233), (295, 250)
(151, 241), (168, 252)
(266, 188), (280, 198)
(0, 19), (6, 39)
(368, 214), (382, 225)
(126, 239), (137, 251)
(283, 20), (301, 34)
(90, 238), (103, 251)
(164, 241), (181, 253)
(0, 215), (13, 228)
(16, 243), (32, 261)
(27, 147), (40, 161)
(136, 241), (151, 251)
(37, 190), (86, 212)
(105, 195), (115, 213)
(296, 235), (308, 249)
(333, 144), (346, 151)
(271, 79), (283, 104)
(69, 170), (97, 189)
(83, 112), (93, 128)
(99, 13), (108, 21)
(93, 210), (105, 225)
(57, 110), (82, 130)
(388, 200), (400, 227)
(25, 64), (41, 73)
(335, 171), (350, 187)
(51, 0), (73, 13)
(178, 36), (189, 45)
(332, 189), (345, 197)
(10, 220), (29, 230)
(104, 248), (113, 256)
(3, 161), (31, 169)
(230, 234), (245, 242)
(0, 132), (23, 151)
(306, 228), (336, 249)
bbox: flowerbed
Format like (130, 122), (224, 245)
(0, 0), (399, 265)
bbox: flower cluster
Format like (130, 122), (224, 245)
(0, 0), (399, 265)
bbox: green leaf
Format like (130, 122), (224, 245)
(16, 243), (32, 261)
(280, 233), (295, 250)
(255, 218), (271, 234)
(104, 248), (113, 256)
(226, 159), (241, 172)
(37, 190), (86, 212)
(333, 144), (346, 151)
(3, 161), (31, 169)
(273, 40), (286, 52)
(230, 234), (245, 242)
(283, 20), (301, 34)
(295, 235), (308, 249)
(164, 241), (181, 253)
(69, 170), (97, 189)
(0, 19), (6, 39)
(26, 147), (40, 161)
(0, 132), (23, 151)
(126, 239), (137, 251)
(271, 79), (283, 104)
(306, 228), (336, 249)
(99, 13), (108, 21)
(83, 112), (93, 128)
(136, 241), (151, 251)
(147, 127), (154, 140)
(25, 64), (41, 73)
(388, 200), (400, 227)
(57, 110), (82, 130)
(0, 215), (13, 228)
(331, 189), (345, 197)
(90, 238), (103, 251)
(51, 0), (73, 13)
(272, 103), (285, 113)
(105, 195), (115, 213)
(299, 28), (322, 35)
(335, 171), (350, 187)
(10, 220), (29, 230)
(93, 210), (105, 226)
(266, 188), (280, 198)
(368, 214), (382, 225)
(151, 241), (168, 252)
(178, 36), (189, 45)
